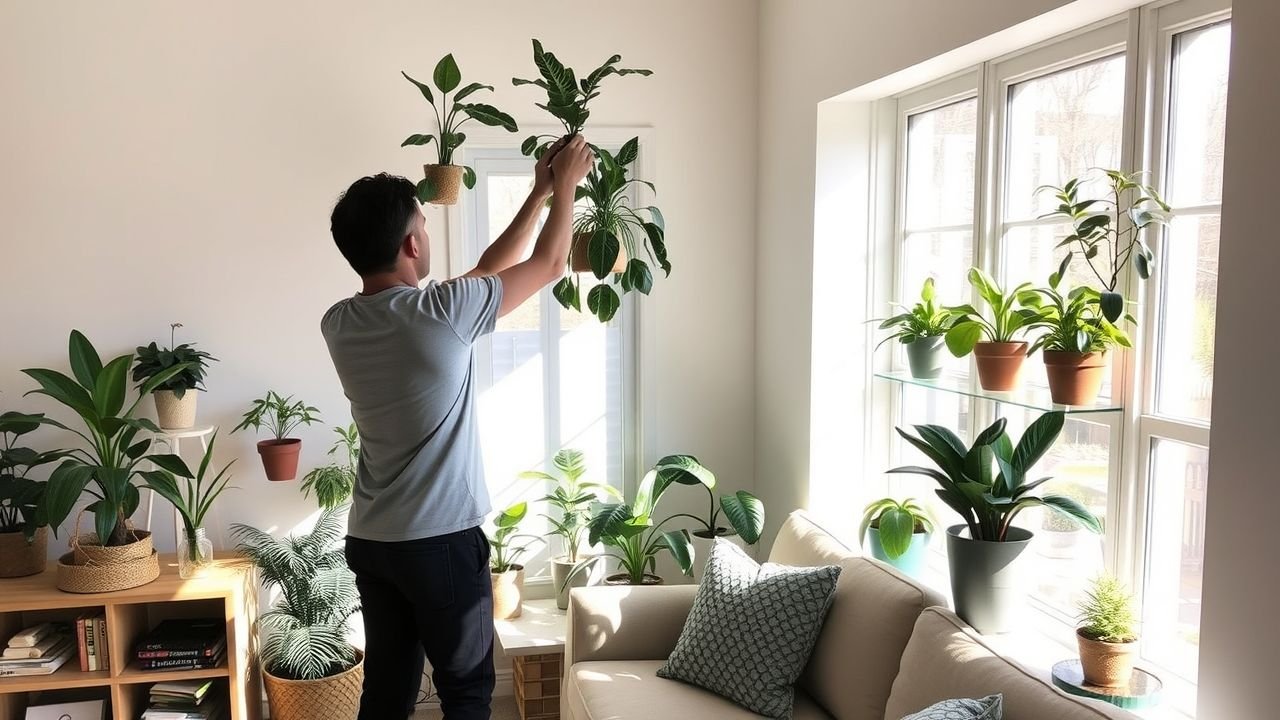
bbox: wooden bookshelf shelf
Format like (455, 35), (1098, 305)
(0, 552), (259, 720)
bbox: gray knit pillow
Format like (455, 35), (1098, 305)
(656, 540), (841, 719)
(900, 694), (1004, 720)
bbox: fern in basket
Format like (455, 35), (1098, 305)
(232, 507), (360, 681)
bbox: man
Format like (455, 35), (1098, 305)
(322, 135), (594, 719)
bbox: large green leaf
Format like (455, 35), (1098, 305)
(1100, 292), (1125, 323)
(463, 104), (517, 132)
(876, 506), (918, 559)
(587, 230), (620, 280)
(552, 276), (579, 311)
(662, 529), (694, 576)
(149, 453), (194, 478)
(587, 503), (635, 546)
(617, 137), (639, 166)
(496, 501), (528, 528)
(433, 53), (462, 93)
(586, 284), (620, 323)
(1024, 494), (1102, 534)
(401, 134), (436, 147)
(944, 322), (984, 357)
(43, 461), (94, 535)
(89, 498), (119, 546)
(720, 491), (764, 544)
(401, 70), (435, 105)
(453, 82), (493, 103)
(1011, 411), (1064, 481)
(92, 355), (131, 418)
(0, 411), (43, 437)
(68, 330), (103, 390)
(625, 259), (653, 295)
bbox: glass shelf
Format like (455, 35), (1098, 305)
(874, 371), (1124, 415)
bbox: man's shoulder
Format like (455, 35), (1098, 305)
(320, 296), (354, 337)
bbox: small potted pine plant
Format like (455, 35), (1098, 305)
(945, 268), (1046, 391)
(858, 497), (934, 578)
(132, 323), (217, 430)
(141, 433), (235, 578)
(401, 53), (519, 205)
(0, 412), (66, 578)
(1076, 575), (1140, 687)
(300, 424), (359, 510)
(488, 501), (543, 619)
(875, 278), (959, 379)
(232, 391), (320, 482)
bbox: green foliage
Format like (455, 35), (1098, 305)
(232, 508), (359, 680)
(521, 448), (619, 563)
(889, 412), (1102, 542)
(138, 431), (235, 539)
(23, 330), (194, 546)
(300, 424), (359, 511)
(945, 267), (1046, 356)
(1020, 265), (1133, 354)
(875, 278), (960, 349)
(858, 497), (934, 560)
(1077, 575), (1138, 643)
(402, 53), (519, 202)
(0, 412), (67, 538)
(131, 324), (217, 399)
(231, 391), (320, 441)
(488, 501), (543, 573)
(683, 461), (765, 545)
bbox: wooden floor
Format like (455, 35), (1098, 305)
(412, 697), (519, 719)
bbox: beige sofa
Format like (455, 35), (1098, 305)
(564, 510), (1137, 720)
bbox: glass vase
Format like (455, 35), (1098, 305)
(178, 527), (214, 579)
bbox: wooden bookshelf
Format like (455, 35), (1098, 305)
(0, 553), (259, 720)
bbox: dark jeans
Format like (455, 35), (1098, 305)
(345, 527), (495, 720)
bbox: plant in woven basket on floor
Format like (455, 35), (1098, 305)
(232, 507), (363, 720)
(401, 53), (519, 205)
(300, 423), (359, 510)
(488, 501), (544, 620)
(131, 323), (217, 430)
(231, 391), (320, 482)
(1076, 575), (1140, 687)
(0, 411), (67, 578)
(139, 432), (235, 579)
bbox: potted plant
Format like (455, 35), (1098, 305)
(139, 433), (235, 578)
(1021, 263), (1133, 406)
(889, 411), (1101, 633)
(520, 449), (620, 609)
(858, 497), (934, 578)
(233, 509), (363, 720)
(1076, 575), (1139, 687)
(0, 412), (66, 578)
(232, 391), (320, 482)
(300, 423), (359, 510)
(1038, 484), (1096, 559)
(875, 278), (959, 379)
(675, 467), (765, 582)
(25, 331), (196, 592)
(488, 501), (543, 619)
(401, 53), (519, 205)
(945, 268), (1045, 391)
(131, 323), (217, 430)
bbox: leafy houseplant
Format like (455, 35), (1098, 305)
(232, 391), (320, 482)
(945, 268), (1045, 391)
(858, 497), (934, 577)
(875, 278), (959, 379)
(131, 323), (217, 430)
(0, 412), (66, 578)
(139, 432), (235, 578)
(232, 508), (363, 719)
(488, 502), (543, 620)
(889, 411), (1101, 633)
(401, 54), (519, 205)
(300, 424), (359, 510)
(1076, 575), (1139, 687)
(683, 485), (765, 544)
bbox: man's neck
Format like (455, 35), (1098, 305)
(359, 270), (418, 296)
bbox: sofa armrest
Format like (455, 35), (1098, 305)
(565, 585), (697, 665)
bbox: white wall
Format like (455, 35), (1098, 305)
(0, 1), (758, 558)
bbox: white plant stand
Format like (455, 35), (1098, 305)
(144, 425), (220, 550)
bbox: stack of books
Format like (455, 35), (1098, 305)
(142, 679), (227, 720)
(0, 623), (75, 677)
(75, 612), (110, 671)
(133, 619), (226, 672)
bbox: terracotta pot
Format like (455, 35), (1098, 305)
(604, 572), (664, 586)
(153, 389), (198, 430)
(973, 341), (1028, 391)
(258, 439), (302, 481)
(0, 527), (48, 578)
(492, 566), (525, 619)
(1044, 351), (1109, 406)
(1077, 630), (1138, 687)
(570, 232), (627, 275)
(264, 650), (364, 720)
(422, 164), (464, 206)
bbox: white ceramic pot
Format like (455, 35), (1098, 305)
(491, 566), (525, 619)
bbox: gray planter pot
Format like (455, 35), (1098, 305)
(946, 524), (1033, 634)
(551, 557), (588, 610)
(904, 336), (946, 379)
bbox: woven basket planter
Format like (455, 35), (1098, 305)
(57, 550), (160, 593)
(154, 389), (198, 429)
(72, 530), (153, 565)
(263, 651), (364, 720)
(0, 527), (48, 578)
(423, 164), (464, 206)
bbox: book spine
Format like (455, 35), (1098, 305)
(138, 657), (221, 670)
(137, 646), (219, 659)
(77, 617), (89, 672)
(86, 615), (97, 672)
(99, 617), (109, 671)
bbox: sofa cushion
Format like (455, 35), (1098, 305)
(885, 608), (1139, 720)
(769, 511), (947, 719)
(899, 694), (1003, 719)
(567, 660), (833, 720)
(658, 540), (841, 719)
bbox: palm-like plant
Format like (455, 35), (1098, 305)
(300, 424), (359, 510)
(520, 449), (619, 564)
(140, 432), (235, 561)
(232, 508), (359, 681)
(232, 391), (320, 441)
(1020, 264), (1133, 354)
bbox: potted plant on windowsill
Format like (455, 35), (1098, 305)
(520, 449), (619, 609)
(1076, 575), (1140, 687)
(0, 412), (66, 578)
(139, 433), (235, 579)
(945, 268), (1046, 391)
(488, 501), (543, 619)
(131, 323), (217, 430)
(300, 423), (359, 511)
(875, 277), (959, 379)
(401, 54), (519, 205)
(232, 391), (320, 482)
(889, 411), (1101, 633)
(858, 497), (934, 578)
(675, 468), (765, 582)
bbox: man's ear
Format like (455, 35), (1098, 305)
(403, 232), (420, 259)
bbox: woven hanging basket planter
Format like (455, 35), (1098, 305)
(422, 164), (464, 206)
(263, 651), (365, 720)
(0, 527), (48, 578)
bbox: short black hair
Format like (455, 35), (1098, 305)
(330, 173), (418, 275)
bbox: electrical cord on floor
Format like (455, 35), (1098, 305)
(415, 666), (439, 706)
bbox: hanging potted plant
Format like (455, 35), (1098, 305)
(233, 509), (363, 720)
(0, 412), (67, 578)
(139, 433), (235, 579)
(874, 278), (960, 379)
(945, 268), (1046, 391)
(1076, 575), (1140, 687)
(487, 501), (543, 619)
(300, 423), (359, 511)
(520, 449), (619, 609)
(232, 391), (320, 482)
(132, 323), (217, 430)
(401, 54), (519, 205)
(858, 497), (934, 578)
(889, 411), (1100, 633)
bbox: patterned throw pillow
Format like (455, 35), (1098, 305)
(899, 694), (1004, 720)
(656, 539), (841, 719)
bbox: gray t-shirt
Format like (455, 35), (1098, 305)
(320, 276), (503, 542)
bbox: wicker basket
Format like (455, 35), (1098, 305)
(263, 650), (364, 720)
(0, 527), (48, 578)
(72, 530), (153, 565)
(423, 164), (464, 206)
(56, 549), (160, 593)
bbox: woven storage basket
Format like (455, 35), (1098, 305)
(73, 529), (153, 565)
(0, 527), (48, 578)
(263, 650), (364, 720)
(57, 549), (160, 593)
(423, 164), (464, 206)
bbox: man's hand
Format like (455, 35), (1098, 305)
(551, 135), (594, 194)
(532, 136), (571, 197)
